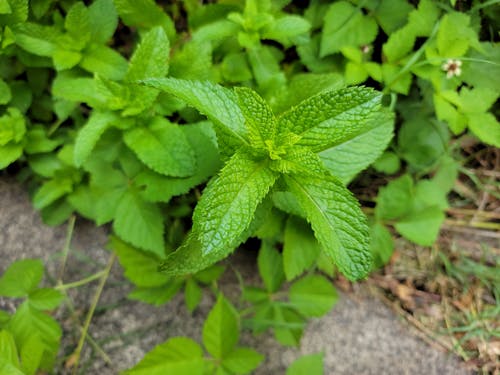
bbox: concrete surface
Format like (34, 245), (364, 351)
(0, 176), (470, 374)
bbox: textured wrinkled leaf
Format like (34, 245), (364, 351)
(113, 191), (164, 257)
(124, 337), (205, 375)
(319, 109), (394, 184)
(109, 236), (168, 287)
(286, 353), (323, 375)
(278, 87), (382, 152)
(74, 111), (117, 167)
(258, 242), (285, 293)
(124, 118), (195, 177)
(285, 171), (371, 281)
(192, 150), (278, 255)
(289, 275), (337, 317)
(320, 1), (378, 56)
(126, 26), (169, 82)
(222, 347), (264, 374)
(140, 78), (248, 148)
(235, 87), (276, 149)
(135, 122), (220, 203)
(202, 295), (239, 359)
(28, 289), (64, 310)
(283, 216), (321, 281)
(0, 259), (43, 297)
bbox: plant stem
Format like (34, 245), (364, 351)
(55, 270), (106, 291)
(71, 253), (116, 375)
(58, 215), (76, 282)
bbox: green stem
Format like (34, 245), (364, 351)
(55, 270), (106, 291)
(470, 0), (500, 12)
(58, 215), (76, 282)
(71, 253), (116, 375)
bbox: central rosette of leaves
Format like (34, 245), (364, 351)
(140, 78), (394, 281)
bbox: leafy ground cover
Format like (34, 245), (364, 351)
(0, 0), (499, 374)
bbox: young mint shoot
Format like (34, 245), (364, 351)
(141, 78), (394, 281)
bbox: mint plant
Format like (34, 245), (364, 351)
(142, 77), (394, 281)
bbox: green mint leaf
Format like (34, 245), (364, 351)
(234, 86), (276, 149)
(125, 26), (170, 82)
(0, 259), (43, 297)
(221, 347), (264, 375)
(221, 52), (253, 83)
(7, 302), (61, 370)
(113, 190), (165, 257)
(124, 337), (205, 375)
(286, 353), (324, 375)
(19, 334), (44, 375)
(64, 2), (91, 45)
(0, 0), (27, 24)
(113, 0), (176, 40)
(289, 275), (338, 317)
(32, 178), (73, 210)
(169, 40), (214, 81)
(0, 107), (25, 146)
(140, 78), (249, 148)
(28, 289), (64, 311)
(0, 330), (20, 370)
(277, 87), (382, 152)
(123, 117), (196, 177)
(88, 0), (118, 44)
(283, 216), (321, 281)
(257, 242), (285, 293)
(74, 111), (118, 167)
(192, 150), (278, 255)
(318, 109), (394, 184)
(261, 15), (310, 47)
(80, 45), (128, 80)
(109, 236), (168, 288)
(370, 222), (394, 269)
(0, 143), (23, 169)
(247, 45), (286, 91)
(320, 1), (378, 57)
(202, 294), (239, 359)
(52, 74), (109, 109)
(284, 171), (371, 281)
(135, 121), (221, 203)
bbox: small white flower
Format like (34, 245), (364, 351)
(442, 59), (462, 79)
(361, 45), (371, 54)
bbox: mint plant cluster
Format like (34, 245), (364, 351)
(0, 0), (498, 373)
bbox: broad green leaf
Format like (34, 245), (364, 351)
(375, 174), (413, 221)
(28, 289), (64, 310)
(124, 337), (205, 375)
(79, 45), (128, 80)
(235, 86), (276, 149)
(383, 25), (416, 63)
(284, 171), (371, 281)
(373, 151), (401, 175)
(221, 52), (253, 83)
(128, 283), (183, 306)
(286, 353), (323, 375)
(74, 111), (118, 167)
(64, 2), (91, 45)
(124, 117), (196, 177)
(192, 150), (278, 255)
(88, 0), (118, 44)
(0, 259), (43, 297)
(372, 0), (413, 34)
(140, 78), (248, 147)
(395, 206), (445, 246)
(319, 109), (394, 184)
(437, 12), (478, 57)
(169, 40), (214, 80)
(278, 87), (382, 152)
(258, 242), (285, 293)
(202, 294), (239, 359)
(12, 23), (58, 56)
(125, 26), (170, 82)
(0, 79), (11, 105)
(407, 0), (440, 37)
(19, 334), (44, 375)
(24, 126), (61, 155)
(0, 107), (25, 145)
(468, 113), (500, 148)
(272, 306), (304, 346)
(320, 1), (378, 57)
(370, 222), (394, 269)
(0, 0), (12, 15)
(289, 275), (337, 317)
(0, 143), (22, 168)
(0, 0), (27, 24)
(261, 15), (310, 46)
(461, 43), (500, 92)
(113, 0), (176, 40)
(0, 330), (19, 369)
(135, 122), (220, 203)
(113, 190), (164, 257)
(283, 216), (321, 281)
(32, 178), (73, 210)
(7, 302), (61, 370)
(109, 236), (168, 287)
(52, 74), (109, 109)
(52, 49), (82, 71)
(247, 45), (286, 92)
(221, 347), (264, 374)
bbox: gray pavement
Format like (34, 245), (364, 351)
(0, 176), (469, 374)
